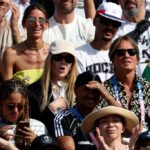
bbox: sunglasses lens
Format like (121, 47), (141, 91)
(99, 17), (109, 26)
(8, 104), (15, 110)
(116, 50), (125, 56)
(128, 49), (137, 56)
(17, 104), (24, 111)
(113, 22), (121, 28)
(99, 17), (121, 28)
(28, 17), (36, 23)
(53, 54), (74, 63)
(52, 54), (63, 61)
(27, 17), (46, 24)
(39, 17), (46, 24)
(116, 49), (137, 57)
(7, 104), (23, 111)
(65, 55), (74, 63)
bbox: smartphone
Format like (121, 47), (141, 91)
(16, 121), (30, 135)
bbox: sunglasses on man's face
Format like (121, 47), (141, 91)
(7, 104), (24, 111)
(26, 17), (47, 25)
(98, 16), (121, 28)
(115, 49), (137, 57)
(52, 54), (74, 63)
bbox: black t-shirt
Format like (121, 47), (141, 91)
(54, 108), (96, 150)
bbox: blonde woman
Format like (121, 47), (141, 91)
(27, 40), (78, 135)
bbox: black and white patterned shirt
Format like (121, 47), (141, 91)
(99, 75), (150, 127)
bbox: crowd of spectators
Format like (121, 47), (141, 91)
(0, 0), (150, 150)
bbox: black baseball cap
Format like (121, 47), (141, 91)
(75, 71), (101, 88)
(137, 131), (150, 142)
(31, 134), (60, 150)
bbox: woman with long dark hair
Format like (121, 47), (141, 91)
(0, 79), (47, 149)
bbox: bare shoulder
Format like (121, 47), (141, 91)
(4, 42), (24, 56)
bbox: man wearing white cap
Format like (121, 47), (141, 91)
(76, 2), (124, 82)
(43, 0), (95, 48)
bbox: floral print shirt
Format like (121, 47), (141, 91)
(99, 75), (150, 127)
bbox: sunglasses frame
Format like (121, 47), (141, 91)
(52, 54), (74, 63)
(26, 17), (47, 25)
(115, 49), (137, 57)
(98, 16), (121, 28)
(7, 103), (24, 111)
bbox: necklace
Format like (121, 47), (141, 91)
(23, 41), (44, 55)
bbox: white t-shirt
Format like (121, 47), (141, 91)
(116, 15), (150, 76)
(76, 43), (113, 82)
(116, 16), (137, 37)
(43, 14), (95, 48)
(7, 118), (48, 144)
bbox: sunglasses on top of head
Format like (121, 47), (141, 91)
(52, 54), (74, 63)
(7, 104), (24, 111)
(98, 16), (121, 28)
(115, 49), (137, 57)
(26, 17), (47, 25)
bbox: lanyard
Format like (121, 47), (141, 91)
(113, 75), (122, 106)
(113, 75), (145, 122)
(71, 107), (99, 149)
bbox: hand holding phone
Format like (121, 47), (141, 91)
(15, 120), (36, 144)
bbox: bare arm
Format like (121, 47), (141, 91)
(0, 137), (18, 150)
(57, 136), (75, 150)
(86, 81), (121, 107)
(84, 0), (96, 19)
(2, 47), (16, 80)
(10, 2), (21, 44)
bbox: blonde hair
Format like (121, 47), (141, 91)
(40, 53), (78, 111)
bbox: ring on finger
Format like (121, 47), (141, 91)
(96, 84), (101, 89)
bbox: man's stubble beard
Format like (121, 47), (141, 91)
(60, 2), (76, 14)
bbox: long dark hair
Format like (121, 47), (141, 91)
(0, 79), (29, 122)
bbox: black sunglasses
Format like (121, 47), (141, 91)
(52, 54), (74, 63)
(99, 16), (121, 28)
(115, 49), (137, 57)
(26, 17), (47, 25)
(7, 104), (24, 111)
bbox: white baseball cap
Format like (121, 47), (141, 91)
(50, 40), (75, 57)
(96, 2), (124, 23)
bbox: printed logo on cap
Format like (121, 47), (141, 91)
(41, 136), (52, 144)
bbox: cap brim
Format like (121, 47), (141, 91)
(99, 14), (125, 23)
(81, 106), (138, 137)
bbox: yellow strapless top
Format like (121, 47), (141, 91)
(12, 69), (43, 86)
